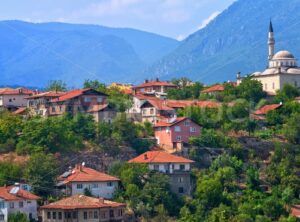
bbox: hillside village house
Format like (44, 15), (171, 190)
(40, 195), (126, 222)
(154, 117), (201, 152)
(56, 164), (120, 199)
(251, 103), (282, 121)
(237, 21), (300, 94)
(26, 91), (65, 116)
(0, 185), (40, 222)
(128, 151), (194, 196)
(0, 88), (33, 111)
(132, 79), (177, 98)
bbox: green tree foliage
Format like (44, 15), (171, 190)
(274, 84), (300, 102)
(25, 152), (58, 196)
(8, 212), (29, 222)
(45, 80), (67, 92)
(283, 113), (300, 144)
(236, 77), (266, 103)
(83, 79), (107, 93)
(0, 162), (23, 186)
(167, 78), (203, 100)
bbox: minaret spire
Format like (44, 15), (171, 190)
(268, 20), (275, 60)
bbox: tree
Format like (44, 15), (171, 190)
(0, 162), (23, 186)
(283, 113), (300, 144)
(25, 152), (58, 196)
(167, 78), (203, 100)
(275, 84), (300, 102)
(236, 77), (266, 103)
(8, 212), (29, 222)
(83, 79), (107, 93)
(45, 80), (67, 92)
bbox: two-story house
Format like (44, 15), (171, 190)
(128, 151), (194, 196)
(40, 195), (126, 222)
(57, 164), (120, 199)
(0, 88), (34, 111)
(26, 91), (66, 116)
(154, 117), (201, 152)
(140, 98), (176, 124)
(0, 185), (40, 222)
(132, 79), (177, 98)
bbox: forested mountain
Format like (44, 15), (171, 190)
(0, 20), (179, 86)
(147, 0), (300, 83)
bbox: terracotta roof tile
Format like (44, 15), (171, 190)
(128, 151), (194, 164)
(51, 88), (107, 102)
(291, 205), (300, 218)
(132, 81), (176, 89)
(86, 104), (110, 113)
(254, 104), (282, 115)
(13, 107), (27, 115)
(154, 117), (188, 127)
(202, 84), (225, 93)
(25, 91), (65, 99)
(41, 195), (125, 210)
(59, 166), (120, 184)
(0, 88), (34, 95)
(0, 186), (40, 201)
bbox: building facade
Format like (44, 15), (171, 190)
(57, 165), (120, 199)
(128, 151), (194, 196)
(40, 195), (125, 222)
(0, 88), (33, 111)
(154, 117), (201, 152)
(0, 185), (40, 222)
(237, 21), (300, 94)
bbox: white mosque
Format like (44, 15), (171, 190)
(237, 21), (300, 94)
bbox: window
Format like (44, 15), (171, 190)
(178, 187), (184, 194)
(77, 184), (83, 189)
(184, 121), (190, 126)
(110, 210), (114, 218)
(19, 201), (23, 208)
(118, 209), (123, 216)
(67, 106), (72, 111)
(94, 211), (99, 219)
(175, 126), (181, 132)
(178, 177), (184, 183)
(154, 164), (160, 170)
(190, 127), (196, 133)
(9, 202), (14, 208)
(101, 212), (106, 219)
(92, 183), (99, 189)
(72, 211), (77, 219)
(84, 211), (88, 219)
(9, 99), (12, 102)
(0, 215), (4, 221)
(107, 182), (113, 187)
(58, 212), (62, 219)
(176, 136), (182, 141)
(180, 164), (185, 170)
(150, 108), (155, 115)
(47, 212), (51, 219)
(97, 97), (103, 103)
(84, 97), (92, 102)
(52, 212), (56, 219)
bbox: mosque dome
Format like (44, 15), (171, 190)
(273, 50), (295, 59)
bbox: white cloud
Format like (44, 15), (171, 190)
(198, 11), (220, 29)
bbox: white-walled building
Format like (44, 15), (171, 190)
(0, 185), (40, 222)
(0, 88), (33, 111)
(57, 165), (120, 199)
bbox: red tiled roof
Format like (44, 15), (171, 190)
(14, 107), (27, 115)
(25, 91), (65, 99)
(165, 100), (221, 109)
(0, 88), (34, 95)
(291, 205), (300, 218)
(144, 98), (174, 111)
(154, 117), (188, 127)
(132, 81), (176, 89)
(59, 166), (120, 184)
(0, 186), (40, 201)
(41, 195), (125, 210)
(202, 84), (225, 93)
(51, 88), (107, 102)
(128, 151), (194, 164)
(253, 104), (282, 115)
(86, 104), (110, 113)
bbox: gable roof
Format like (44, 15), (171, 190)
(202, 84), (225, 93)
(0, 88), (34, 96)
(141, 98), (174, 111)
(132, 81), (176, 89)
(51, 88), (107, 102)
(128, 151), (194, 164)
(14, 107), (27, 115)
(25, 91), (65, 99)
(58, 165), (120, 184)
(253, 104), (282, 115)
(154, 117), (193, 127)
(0, 186), (40, 201)
(41, 195), (125, 210)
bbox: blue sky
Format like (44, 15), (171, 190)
(0, 0), (235, 40)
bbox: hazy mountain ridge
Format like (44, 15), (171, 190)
(146, 0), (300, 83)
(0, 20), (179, 86)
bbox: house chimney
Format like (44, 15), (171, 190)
(144, 154), (148, 160)
(99, 197), (104, 204)
(156, 78), (159, 82)
(145, 79), (149, 83)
